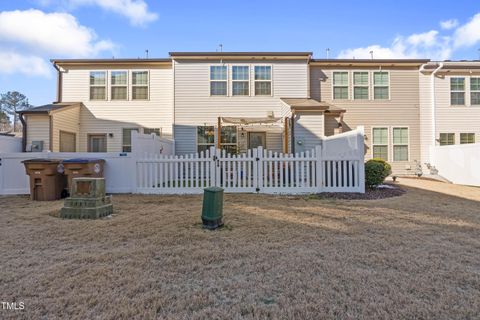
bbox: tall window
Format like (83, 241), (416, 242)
(460, 133), (475, 144)
(232, 66), (249, 96)
(439, 133), (455, 146)
(89, 71), (106, 100)
(353, 72), (369, 100)
(197, 126), (215, 153)
(210, 66), (227, 96)
(373, 72), (389, 99)
(221, 126), (238, 154)
(392, 127), (409, 161)
(122, 128), (138, 152)
(111, 71), (127, 100)
(471, 78), (480, 105)
(333, 72), (348, 99)
(450, 77), (465, 105)
(372, 127), (388, 160)
(132, 71), (149, 100)
(143, 128), (161, 136)
(254, 66), (272, 96)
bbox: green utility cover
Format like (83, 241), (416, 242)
(202, 187), (224, 226)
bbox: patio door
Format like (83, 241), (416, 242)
(88, 134), (107, 152)
(248, 132), (266, 149)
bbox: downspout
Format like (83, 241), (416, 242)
(426, 62), (443, 163)
(52, 62), (62, 103)
(19, 112), (27, 152)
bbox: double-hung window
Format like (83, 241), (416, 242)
(373, 72), (389, 99)
(353, 72), (369, 99)
(392, 127), (409, 161)
(372, 127), (388, 160)
(220, 126), (237, 154)
(460, 133), (475, 144)
(132, 71), (149, 100)
(197, 126), (215, 153)
(450, 77), (465, 105)
(333, 72), (348, 99)
(210, 66), (227, 96)
(111, 71), (127, 100)
(439, 133), (455, 145)
(232, 66), (249, 96)
(470, 78), (480, 105)
(90, 71), (106, 100)
(254, 66), (272, 96)
(122, 128), (139, 152)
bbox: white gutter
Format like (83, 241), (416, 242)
(427, 62), (444, 163)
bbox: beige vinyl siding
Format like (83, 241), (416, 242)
(311, 66), (421, 174)
(173, 59), (308, 154)
(266, 132), (283, 153)
(432, 74), (480, 146)
(293, 111), (324, 153)
(419, 73), (433, 168)
(25, 115), (50, 151)
(61, 65), (173, 152)
(51, 106), (80, 152)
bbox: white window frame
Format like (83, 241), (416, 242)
(131, 70), (150, 101)
(253, 65), (273, 96)
(122, 128), (139, 152)
(470, 77), (480, 106)
(142, 128), (162, 136)
(352, 71), (370, 100)
(439, 132), (455, 146)
(220, 125), (238, 153)
(450, 77), (465, 106)
(110, 70), (128, 101)
(460, 132), (475, 144)
(371, 126), (389, 161)
(373, 71), (390, 100)
(210, 65), (228, 96)
(89, 70), (107, 101)
(196, 125), (216, 153)
(392, 126), (410, 162)
(332, 70), (350, 100)
(231, 65), (250, 97)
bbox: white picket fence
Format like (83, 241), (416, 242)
(136, 145), (365, 194)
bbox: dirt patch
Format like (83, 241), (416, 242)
(0, 180), (479, 319)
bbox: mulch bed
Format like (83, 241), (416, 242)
(312, 183), (406, 200)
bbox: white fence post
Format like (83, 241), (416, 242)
(315, 144), (323, 193)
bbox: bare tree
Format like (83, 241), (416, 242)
(0, 91), (32, 132)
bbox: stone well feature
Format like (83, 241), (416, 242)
(60, 177), (113, 219)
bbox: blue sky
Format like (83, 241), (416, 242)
(0, 0), (479, 106)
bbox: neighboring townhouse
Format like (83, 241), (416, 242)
(310, 59), (428, 174)
(19, 59), (173, 152)
(17, 52), (440, 175)
(419, 61), (480, 170)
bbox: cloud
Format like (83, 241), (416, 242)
(0, 9), (115, 77)
(337, 30), (451, 60)
(0, 51), (51, 77)
(0, 9), (114, 57)
(440, 19), (458, 30)
(37, 0), (158, 26)
(338, 13), (480, 60)
(453, 13), (480, 48)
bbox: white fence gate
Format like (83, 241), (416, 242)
(136, 145), (365, 194)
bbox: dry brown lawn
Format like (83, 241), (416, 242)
(1, 179), (479, 320)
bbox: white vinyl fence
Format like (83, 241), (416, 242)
(430, 143), (480, 186)
(136, 127), (365, 194)
(0, 128), (365, 195)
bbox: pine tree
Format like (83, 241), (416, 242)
(0, 91), (32, 132)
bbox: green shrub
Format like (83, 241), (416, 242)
(370, 158), (392, 178)
(365, 158), (392, 188)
